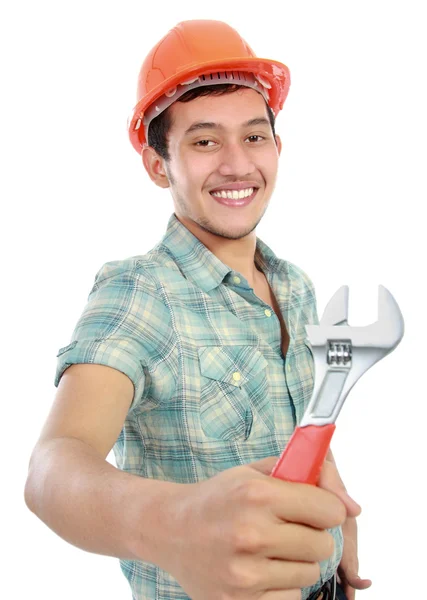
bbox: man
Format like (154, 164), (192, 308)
(24, 20), (372, 600)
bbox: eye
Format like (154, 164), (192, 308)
(194, 139), (216, 147)
(246, 135), (265, 142)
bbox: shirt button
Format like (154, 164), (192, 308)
(264, 309), (272, 317)
(233, 276), (241, 284)
(232, 372), (241, 383)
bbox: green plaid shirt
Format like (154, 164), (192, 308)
(55, 213), (343, 600)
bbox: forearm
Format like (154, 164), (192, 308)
(24, 436), (182, 564)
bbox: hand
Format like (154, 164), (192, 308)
(157, 455), (349, 600)
(318, 454), (372, 599)
(337, 516), (372, 600)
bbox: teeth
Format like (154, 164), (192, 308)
(211, 187), (254, 199)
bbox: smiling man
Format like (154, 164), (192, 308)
(25, 20), (371, 600)
(144, 87), (281, 299)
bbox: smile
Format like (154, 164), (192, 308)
(211, 187), (254, 199)
(209, 188), (258, 207)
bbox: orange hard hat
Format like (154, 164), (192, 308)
(127, 20), (291, 154)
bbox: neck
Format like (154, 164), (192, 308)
(176, 214), (264, 288)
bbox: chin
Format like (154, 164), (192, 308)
(199, 218), (258, 240)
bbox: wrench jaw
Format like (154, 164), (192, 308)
(319, 285), (349, 327)
(300, 285), (405, 428)
(377, 284), (405, 349)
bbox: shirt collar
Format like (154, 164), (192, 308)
(159, 213), (282, 293)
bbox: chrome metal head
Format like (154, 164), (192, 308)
(317, 284), (404, 350)
(301, 285), (404, 427)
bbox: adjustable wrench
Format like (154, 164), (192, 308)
(271, 284), (404, 484)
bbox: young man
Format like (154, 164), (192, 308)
(24, 20), (371, 600)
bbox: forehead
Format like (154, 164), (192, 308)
(168, 88), (270, 136)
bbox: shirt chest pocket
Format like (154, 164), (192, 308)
(197, 345), (273, 441)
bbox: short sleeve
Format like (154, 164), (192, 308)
(54, 264), (157, 410)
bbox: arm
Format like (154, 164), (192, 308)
(24, 363), (184, 565)
(25, 362), (351, 599)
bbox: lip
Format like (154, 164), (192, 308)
(209, 188), (258, 207)
(209, 182), (261, 193)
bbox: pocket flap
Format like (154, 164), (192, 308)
(198, 345), (268, 386)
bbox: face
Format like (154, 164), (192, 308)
(146, 87), (282, 241)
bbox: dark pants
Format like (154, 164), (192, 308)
(336, 581), (348, 599)
(308, 574), (348, 599)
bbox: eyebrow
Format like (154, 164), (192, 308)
(183, 117), (271, 136)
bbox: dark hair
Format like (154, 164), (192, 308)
(147, 83), (276, 162)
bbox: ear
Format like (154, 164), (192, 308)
(275, 133), (282, 156)
(142, 146), (170, 188)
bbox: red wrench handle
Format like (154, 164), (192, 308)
(270, 424), (336, 485)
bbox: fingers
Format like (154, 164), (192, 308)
(342, 574), (373, 590)
(339, 565), (372, 600)
(262, 589), (301, 600)
(245, 522), (335, 563)
(343, 584), (356, 600)
(225, 555), (321, 592)
(338, 516), (372, 594)
(262, 556), (321, 590)
(354, 577), (372, 589)
(267, 478), (347, 530)
(342, 578), (373, 600)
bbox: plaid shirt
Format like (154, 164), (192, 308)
(55, 213), (343, 600)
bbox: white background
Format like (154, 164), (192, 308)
(1, 1), (425, 598)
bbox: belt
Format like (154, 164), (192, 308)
(307, 573), (337, 600)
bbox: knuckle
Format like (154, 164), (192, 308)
(319, 531), (335, 561)
(230, 525), (262, 553)
(319, 490), (347, 527)
(237, 479), (269, 506)
(333, 500), (347, 526)
(226, 560), (258, 589)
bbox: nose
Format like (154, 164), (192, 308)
(217, 140), (256, 178)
